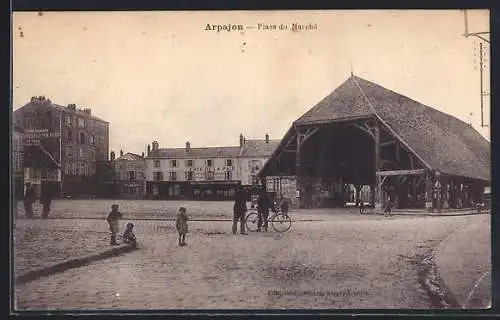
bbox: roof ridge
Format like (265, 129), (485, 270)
(352, 76), (378, 116)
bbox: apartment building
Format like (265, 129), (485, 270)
(13, 96), (109, 197)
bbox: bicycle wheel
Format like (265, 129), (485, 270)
(245, 211), (259, 232)
(271, 213), (291, 233)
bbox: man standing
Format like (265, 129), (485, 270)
(40, 182), (53, 219)
(232, 186), (247, 235)
(257, 190), (272, 232)
(23, 183), (36, 218)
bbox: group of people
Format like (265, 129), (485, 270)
(105, 186), (289, 247)
(105, 204), (189, 247)
(232, 186), (289, 235)
(22, 183), (53, 219)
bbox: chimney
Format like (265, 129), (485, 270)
(141, 152), (145, 158)
(110, 151), (115, 161)
(83, 108), (92, 116)
(186, 141), (191, 152)
(147, 144), (151, 156)
(239, 134), (244, 147)
(265, 133), (269, 143)
(152, 141), (159, 151)
(120, 149), (124, 157)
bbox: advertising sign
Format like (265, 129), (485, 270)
(23, 129), (61, 168)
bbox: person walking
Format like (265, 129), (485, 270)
(279, 195), (289, 216)
(359, 200), (365, 214)
(232, 186), (247, 235)
(40, 183), (53, 219)
(106, 204), (123, 245)
(384, 197), (392, 217)
(175, 207), (189, 246)
(257, 190), (272, 232)
(23, 183), (36, 218)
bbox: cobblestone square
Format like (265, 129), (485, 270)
(12, 200), (491, 310)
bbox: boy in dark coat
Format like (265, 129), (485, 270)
(106, 204), (123, 245)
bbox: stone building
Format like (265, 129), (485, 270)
(114, 150), (146, 198)
(258, 75), (490, 211)
(13, 96), (110, 197)
(145, 141), (241, 200)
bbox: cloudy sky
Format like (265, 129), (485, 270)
(13, 10), (490, 155)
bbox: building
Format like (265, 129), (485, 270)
(258, 75), (490, 211)
(13, 96), (110, 197)
(12, 124), (24, 200)
(114, 150), (146, 198)
(145, 141), (241, 200)
(238, 133), (296, 203)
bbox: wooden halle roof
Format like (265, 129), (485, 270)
(259, 75), (490, 182)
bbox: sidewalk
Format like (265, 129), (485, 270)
(14, 221), (133, 280)
(433, 214), (491, 309)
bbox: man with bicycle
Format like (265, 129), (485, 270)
(257, 190), (273, 232)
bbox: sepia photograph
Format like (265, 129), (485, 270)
(11, 9), (491, 311)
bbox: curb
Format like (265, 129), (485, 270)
(15, 244), (138, 285)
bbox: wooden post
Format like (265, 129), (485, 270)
(296, 128), (303, 208)
(409, 155), (416, 208)
(425, 170), (433, 212)
(435, 172), (442, 213)
(374, 122), (382, 210)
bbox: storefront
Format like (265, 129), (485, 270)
(146, 180), (241, 200)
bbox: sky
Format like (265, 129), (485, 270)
(12, 10), (490, 155)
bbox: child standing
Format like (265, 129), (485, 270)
(176, 207), (189, 246)
(106, 204), (123, 245)
(123, 223), (138, 248)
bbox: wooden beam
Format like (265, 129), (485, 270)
(380, 140), (396, 147)
(376, 169), (426, 176)
(353, 123), (375, 139)
(300, 127), (320, 146)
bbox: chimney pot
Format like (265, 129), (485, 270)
(120, 149), (124, 157)
(110, 151), (115, 161)
(186, 141), (191, 152)
(265, 133), (269, 143)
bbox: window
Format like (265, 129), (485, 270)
(67, 130), (73, 142)
(66, 146), (73, 158)
(89, 135), (95, 145)
(206, 159), (213, 167)
(185, 171), (194, 181)
(225, 159), (233, 167)
(89, 150), (95, 161)
(171, 160), (178, 168)
(186, 159), (193, 167)
(78, 118), (85, 128)
(225, 171), (232, 180)
(128, 171), (135, 181)
(206, 171), (214, 181)
(169, 171), (177, 181)
(153, 171), (163, 181)
(80, 163), (86, 175)
(79, 148), (84, 159)
(80, 132), (85, 144)
(154, 160), (161, 168)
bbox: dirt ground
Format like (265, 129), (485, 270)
(14, 205), (487, 310)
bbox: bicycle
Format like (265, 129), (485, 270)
(245, 206), (292, 233)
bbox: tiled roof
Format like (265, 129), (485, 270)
(152, 146), (241, 159)
(115, 152), (143, 161)
(239, 139), (281, 157)
(260, 75), (490, 181)
(14, 100), (108, 123)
